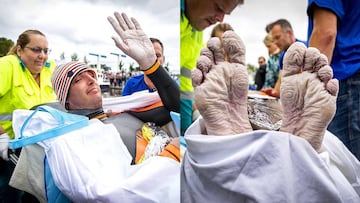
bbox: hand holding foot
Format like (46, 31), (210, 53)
(192, 31), (252, 135)
(280, 42), (338, 151)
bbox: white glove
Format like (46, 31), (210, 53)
(107, 12), (157, 71)
(0, 133), (10, 161)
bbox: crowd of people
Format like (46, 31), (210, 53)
(0, 0), (360, 202)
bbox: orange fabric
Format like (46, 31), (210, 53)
(159, 144), (180, 162)
(135, 132), (148, 164)
(135, 131), (180, 164)
(143, 60), (160, 75)
(131, 100), (164, 112)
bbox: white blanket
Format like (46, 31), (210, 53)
(102, 91), (161, 113)
(182, 118), (360, 203)
(10, 109), (179, 203)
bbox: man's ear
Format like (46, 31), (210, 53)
(287, 29), (294, 37)
(65, 102), (70, 110)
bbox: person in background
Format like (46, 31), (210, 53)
(262, 19), (306, 98)
(254, 56), (267, 90)
(122, 37), (166, 96)
(51, 12), (180, 163)
(210, 22), (234, 38)
(261, 33), (280, 89)
(183, 27), (357, 202)
(180, 0), (244, 135)
(307, 0), (360, 160)
(0, 29), (56, 203)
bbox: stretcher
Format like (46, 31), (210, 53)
(7, 91), (180, 203)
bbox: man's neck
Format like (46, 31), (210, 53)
(68, 108), (104, 119)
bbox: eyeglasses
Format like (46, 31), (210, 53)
(25, 46), (51, 55)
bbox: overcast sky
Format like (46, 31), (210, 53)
(0, 0), (308, 73)
(203, 0), (308, 66)
(0, 0), (179, 73)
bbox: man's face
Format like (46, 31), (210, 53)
(270, 24), (292, 51)
(67, 71), (102, 110)
(144, 41), (165, 90)
(258, 58), (266, 66)
(186, 0), (239, 31)
(153, 42), (165, 65)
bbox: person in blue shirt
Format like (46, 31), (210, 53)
(122, 38), (165, 96)
(262, 19), (307, 98)
(307, 0), (360, 160)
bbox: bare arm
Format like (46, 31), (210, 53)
(308, 6), (337, 63)
(273, 70), (281, 97)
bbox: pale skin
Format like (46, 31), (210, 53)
(280, 42), (338, 151)
(192, 31), (338, 152)
(192, 32), (252, 135)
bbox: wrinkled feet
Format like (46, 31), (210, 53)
(192, 31), (252, 135)
(280, 42), (338, 151)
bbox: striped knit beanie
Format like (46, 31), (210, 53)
(52, 61), (97, 108)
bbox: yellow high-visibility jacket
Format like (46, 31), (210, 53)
(180, 7), (203, 100)
(0, 55), (56, 138)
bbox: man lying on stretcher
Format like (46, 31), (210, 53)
(51, 13), (180, 163)
(14, 12), (180, 164)
(6, 12), (180, 203)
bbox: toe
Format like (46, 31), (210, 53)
(207, 37), (225, 64)
(222, 31), (246, 65)
(283, 42), (307, 77)
(197, 54), (212, 74)
(326, 79), (339, 96)
(200, 47), (215, 64)
(192, 55), (213, 87)
(317, 65), (333, 83)
(192, 68), (204, 87)
(304, 48), (328, 72)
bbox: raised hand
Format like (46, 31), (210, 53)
(107, 12), (156, 70)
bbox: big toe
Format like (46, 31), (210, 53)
(222, 31), (246, 65)
(207, 37), (225, 63)
(283, 42), (307, 77)
(304, 48), (328, 72)
(192, 55), (212, 87)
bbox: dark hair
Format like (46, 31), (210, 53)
(7, 29), (46, 55)
(150, 37), (164, 53)
(211, 23), (234, 38)
(258, 56), (266, 62)
(265, 19), (293, 33)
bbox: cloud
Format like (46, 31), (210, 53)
(0, 0), (179, 73)
(203, 0), (308, 66)
(0, 0), (308, 73)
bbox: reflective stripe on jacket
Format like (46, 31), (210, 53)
(0, 55), (56, 138)
(180, 11), (203, 96)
